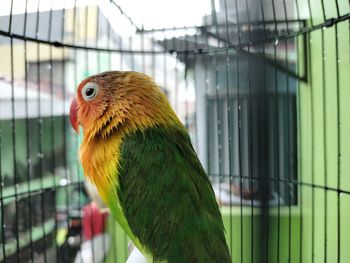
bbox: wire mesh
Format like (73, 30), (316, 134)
(0, 0), (349, 262)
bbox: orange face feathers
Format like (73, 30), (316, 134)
(70, 71), (181, 142)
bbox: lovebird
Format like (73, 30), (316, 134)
(70, 71), (231, 263)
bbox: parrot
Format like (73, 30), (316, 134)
(69, 71), (231, 263)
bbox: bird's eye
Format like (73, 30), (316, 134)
(82, 82), (99, 101)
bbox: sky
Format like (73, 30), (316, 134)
(1, 0), (212, 29)
(115, 0), (212, 29)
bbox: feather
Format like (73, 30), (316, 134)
(72, 71), (231, 263)
(117, 126), (231, 263)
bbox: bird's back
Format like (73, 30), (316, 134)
(117, 126), (231, 263)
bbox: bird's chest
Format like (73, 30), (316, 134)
(80, 135), (124, 202)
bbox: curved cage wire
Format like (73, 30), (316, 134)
(0, 0), (349, 262)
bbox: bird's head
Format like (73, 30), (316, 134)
(70, 71), (179, 140)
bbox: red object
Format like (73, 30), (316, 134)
(70, 97), (79, 133)
(83, 202), (108, 241)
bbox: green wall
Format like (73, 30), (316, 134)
(298, 17), (350, 263)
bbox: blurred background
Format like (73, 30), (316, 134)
(0, 0), (349, 262)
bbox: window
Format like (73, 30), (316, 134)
(204, 54), (297, 206)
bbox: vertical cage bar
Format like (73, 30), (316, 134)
(10, 36), (21, 263)
(309, 26), (315, 263)
(221, 0), (233, 259)
(321, 22), (328, 263)
(232, 0), (244, 260)
(0, 114), (5, 263)
(270, 1), (282, 262)
(335, 22), (341, 263)
(34, 0), (48, 259)
(319, 2), (328, 263)
(23, 10), (35, 263)
(48, 0), (59, 261)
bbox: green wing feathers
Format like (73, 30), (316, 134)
(117, 126), (231, 263)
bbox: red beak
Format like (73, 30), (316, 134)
(70, 97), (79, 133)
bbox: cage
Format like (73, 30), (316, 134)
(0, 0), (349, 262)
